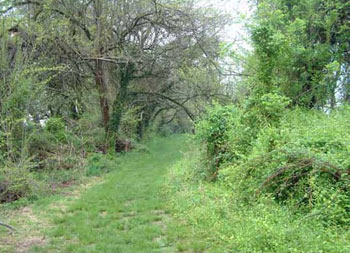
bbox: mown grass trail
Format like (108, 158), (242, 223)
(30, 135), (188, 252)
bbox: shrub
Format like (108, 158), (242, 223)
(27, 130), (56, 162)
(86, 153), (116, 176)
(195, 104), (241, 178)
(45, 117), (66, 142)
(0, 161), (40, 202)
(27, 124), (87, 172)
(166, 154), (350, 252)
(195, 99), (350, 225)
(195, 94), (290, 179)
(220, 107), (350, 225)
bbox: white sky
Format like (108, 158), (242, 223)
(200, 0), (254, 49)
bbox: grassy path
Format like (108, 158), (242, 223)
(27, 135), (189, 252)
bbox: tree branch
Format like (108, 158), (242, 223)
(0, 221), (15, 231)
(131, 91), (195, 121)
(5, 0), (92, 40)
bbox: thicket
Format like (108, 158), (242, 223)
(165, 0), (350, 250)
(191, 0), (350, 228)
(0, 42), (117, 203)
(0, 0), (224, 206)
(165, 97), (350, 251)
(167, 148), (350, 252)
(195, 96), (350, 226)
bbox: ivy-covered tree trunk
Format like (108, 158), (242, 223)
(110, 63), (134, 133)
(136, 104), (156, 140)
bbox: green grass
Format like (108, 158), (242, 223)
(6, 134), (349, 252)
(36, 135), (189, 252)
(0, 135), (191, 252)
(165, 147), (350, 253)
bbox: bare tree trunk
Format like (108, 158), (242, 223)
(93, 0), (110, 133)
(95, 59), (110, 132)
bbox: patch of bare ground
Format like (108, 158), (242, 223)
(51, 180), (76, 193)
(0, 176), (104, 252)
(0, 207), (47, 253)
(48, 176), (104, 210)
(63, 176), (104, 198)
(151, 209), (172, 248)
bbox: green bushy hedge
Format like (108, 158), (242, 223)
(0, 161), (42, 203)
(196, 97), (350, 225)
(86, 153), (117, 176)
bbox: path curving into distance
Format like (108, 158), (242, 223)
(34, 135), (188, 252)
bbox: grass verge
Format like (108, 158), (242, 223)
(165, 145), (350, 252)
(1, 135), (190, 252)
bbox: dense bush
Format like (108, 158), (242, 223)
(28, 130), (56, 163)
(196, 101), (350, 225)
(0, 115), (101, 203)
(196, 94), (290, 179)
(45, 117), (66, 142)
(86, 153), (117, 176)
(195, 104), (240, 176)
(0, 161), (40, 203)
(166, 153), (350, 252)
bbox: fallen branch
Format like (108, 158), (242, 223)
(256, 157), (345, 199)
(0, 221), (16, 231)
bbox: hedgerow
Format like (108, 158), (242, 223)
(196, 97), (350, 225)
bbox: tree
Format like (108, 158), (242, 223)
(3, 0), (226, 142)
(250, 0), (350, 108)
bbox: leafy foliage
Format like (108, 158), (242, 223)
(196, 93), (290, 178)
(249, 0), (350, 108)
(86, 153), (116, 176)
(1, 0), (350, 250)
(166, 152), (350, 252)
(0, 161), (39, 203)
(45, 118), (66, 142)
(195, 101), (350, 225)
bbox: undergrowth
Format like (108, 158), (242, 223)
(166, 149), (350, 252)
(166, 98), (350, 252)
(4, 135), (188, 252)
